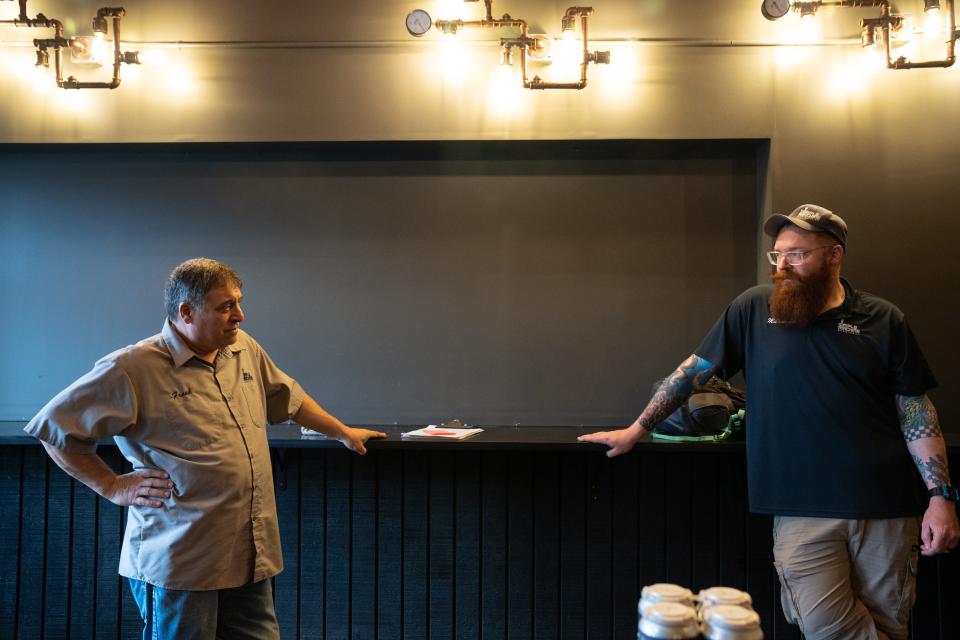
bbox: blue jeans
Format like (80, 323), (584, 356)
(128, 578), (280, 640)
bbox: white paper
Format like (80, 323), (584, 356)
(401, 426), (484, 440)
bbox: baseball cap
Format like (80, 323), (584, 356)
(763, 204), (848, 246)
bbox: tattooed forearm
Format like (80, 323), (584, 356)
(899, 394), (952, 489)
(637, 354), (719, 430)
(896, 394), (943, 442)
(912, 453), (951, 488)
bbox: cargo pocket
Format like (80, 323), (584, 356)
(771, 517), (803, 630)
(894, 541), (919, 626)
(774, 560), (804, 632)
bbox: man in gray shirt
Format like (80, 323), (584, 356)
(25, 257), (385, 639)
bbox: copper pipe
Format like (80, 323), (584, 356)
(3, 10), (59, 28)
(890, 0), (956, 68)
(58, 12), (124, 88)
(795, 1), (888, 10)
(525, 8), (599, 90)
(436, 4), (607, 90)
(29, 19), (65, 77)
(578, 11), (590, 87)
(813, 0), (957, 69)
(3, 2), (131, 89)
(823, 1), (888, 7)
(434, 18), (527, 32)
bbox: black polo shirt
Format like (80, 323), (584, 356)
(695, 278), (937, 518)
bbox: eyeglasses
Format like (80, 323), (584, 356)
(766, 245), (835, 266)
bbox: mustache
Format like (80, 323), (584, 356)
(769, 270), (801, 284)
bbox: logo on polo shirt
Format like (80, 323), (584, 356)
(837, 320), (861, 335)
(767, 317), (782, 324)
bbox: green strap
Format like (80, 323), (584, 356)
(650, 410), (745, 443)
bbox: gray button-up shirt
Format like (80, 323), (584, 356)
(25, 320), (305, 590)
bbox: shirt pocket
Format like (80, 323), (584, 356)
(239, 382), (267, 429)
(163, 393), (224, 450)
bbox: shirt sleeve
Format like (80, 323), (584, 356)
(254, 343), (306, 424)
(889, 315), (938, 397)
(23, 359), (137, 454)
(694, 289), (752, 381)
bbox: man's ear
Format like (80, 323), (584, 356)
(830, 245), (844, 265)
(178, 302), (194, 325)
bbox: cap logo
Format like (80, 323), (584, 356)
(796, 208), (822, 222)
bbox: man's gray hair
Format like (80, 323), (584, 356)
(164, 258), (243, 321)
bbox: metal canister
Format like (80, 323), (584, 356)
(700, 604), (763, 640)
(638, 583), (695, 617)
(638, 601), (701, 639)
(697, 586), (753, 613)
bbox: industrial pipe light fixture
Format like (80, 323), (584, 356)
(405, 1), (611, 90)
(0, 0), (140, 89)
(761, 0), (958, 68)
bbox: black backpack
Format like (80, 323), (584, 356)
(650, 376), (746, 442)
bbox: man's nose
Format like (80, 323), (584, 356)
(233, 305), (245, 322)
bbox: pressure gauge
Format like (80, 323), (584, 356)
(761, 0), (792, 21)
(406, 9), (433, 37)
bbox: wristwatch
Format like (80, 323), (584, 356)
(928, 485), (960, 501)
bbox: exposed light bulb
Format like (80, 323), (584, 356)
(799, 13), (820, 42)
(553, 35), (581, 69)
(487, 63), (519, 116)
(439, 33), (463, 85)
(436, 0), (461, 20)
(122, 61), (141, 84)
(924, 7), (944, 39)
(139, 48), (166, 66)
(91, 32), (110, 63)
(32, 64), (50, 94)
(864, 42), (887, 69)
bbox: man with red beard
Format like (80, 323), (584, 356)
(580, 204), (959, 639)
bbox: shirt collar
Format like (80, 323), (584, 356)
(161, 319), (245, 368)
(823, 278), (870, 318)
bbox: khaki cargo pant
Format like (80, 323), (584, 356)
(773, 516), (920, 640)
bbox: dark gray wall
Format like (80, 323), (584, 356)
(4, 141), (756, 426)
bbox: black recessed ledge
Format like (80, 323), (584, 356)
(3, 421), (957, 453)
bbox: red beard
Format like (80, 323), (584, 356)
(769, 262), (834, 327)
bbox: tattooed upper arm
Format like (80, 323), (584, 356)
(896, 394), (943, 442)
(685, 354), (721, 390)
(639, 355), (720, 429)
